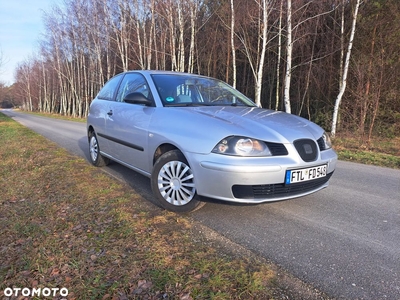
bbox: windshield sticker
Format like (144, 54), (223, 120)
(166, 97), (174, 102)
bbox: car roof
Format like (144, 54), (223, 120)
(124, 70), (206, 77)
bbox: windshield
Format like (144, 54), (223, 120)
(151, 74), (257, 107)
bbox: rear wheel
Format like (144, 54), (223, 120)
(88, 131), (110, 167)
(151, 150), (205, 212)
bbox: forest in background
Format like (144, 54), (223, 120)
(0, 0), (399, 141)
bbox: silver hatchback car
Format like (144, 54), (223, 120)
(87, 70), (337, 212)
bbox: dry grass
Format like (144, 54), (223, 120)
(333, 134), (400, 169)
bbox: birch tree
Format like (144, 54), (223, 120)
(331, 0), (361, 137)
(107, 0), (132, 72)
(166, 1), (178, 71)
(91, 0), (110, 86)
(275, 0), (284, 110)
(188, 0), (199, 73)
(230, 0), (237, 88)
(237, 0), (271, 107)
(147, 0), (156, 70)
(255, 0), (269, 107)
(177, 0), (185, 72)
(44, 9), (69, 115)
(16, 61), (33, 111)
(39, 60), (51, 113)
(283, 0), (292, 113)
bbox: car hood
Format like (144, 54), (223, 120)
(150, 106), (324, 155)
(187, 106), (323, 143)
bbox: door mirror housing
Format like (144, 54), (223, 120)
(123, 92), (153, 106)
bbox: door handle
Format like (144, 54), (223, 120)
(107, 110), (113, 116)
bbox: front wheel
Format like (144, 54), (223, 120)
(151, 150), (205, 212)
(88, 131), (110, 167)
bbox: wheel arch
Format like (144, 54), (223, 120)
(153, 143), (181, 166)
(87, 125), (95, 141)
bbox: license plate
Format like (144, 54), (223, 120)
(285, 164), (327, 184)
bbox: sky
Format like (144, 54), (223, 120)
(0, 0), (59, 85)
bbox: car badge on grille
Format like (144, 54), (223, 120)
(303, 143), (313, 154)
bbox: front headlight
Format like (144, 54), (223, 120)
(321, 132), (332, 150)
(212, 136), (272, 156)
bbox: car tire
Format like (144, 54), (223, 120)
(88, 131), (110, 167)
(151, 150), (205, 212)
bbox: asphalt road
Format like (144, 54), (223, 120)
(2, 109), (400, 300)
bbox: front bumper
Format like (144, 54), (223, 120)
(187, 148), (337, 204)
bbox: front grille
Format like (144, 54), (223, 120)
(265, 142), (288, 156)
(294, 139), (318, 162)
(232, 172), (333, 200)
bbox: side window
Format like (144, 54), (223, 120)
(115, 73), (152, 103)
(97, 74), (123, 100)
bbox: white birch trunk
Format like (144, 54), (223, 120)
(237, 0), (270, 107)
(188, 0), (198, 74)
(331, 0), (361, 137)
(147, 0), (155, 70)
(254, 0), (268, 107)
(283, 0), (292, 114)
(177, 0), (185, 72)
(135, 0), (145, 69)
(230, 0), (237, 88)
(167, 4), (177, 71)
(275, 0), (283, 110)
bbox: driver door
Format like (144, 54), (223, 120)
(105, 72), (155, 174)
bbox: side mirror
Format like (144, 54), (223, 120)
(123, 92), (153, 106)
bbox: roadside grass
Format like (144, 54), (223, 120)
(22, 110), (87, 123)
(333, 135), (400, 169)
(0, 113), (297, 299)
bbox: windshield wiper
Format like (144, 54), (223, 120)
(165, 102), (253, 107)
(165, 103), (212, 107)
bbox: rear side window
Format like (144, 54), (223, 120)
(97, 74), (123, 100)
